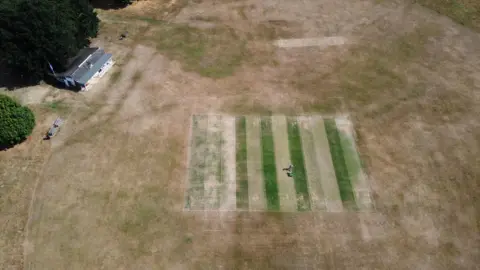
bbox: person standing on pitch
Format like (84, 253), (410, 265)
(282, 164), (294, 177)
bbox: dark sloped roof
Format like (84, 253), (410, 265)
(57, 47), (99, 77)
(66, 47), (98, 69)
(54, 47), (112, 85)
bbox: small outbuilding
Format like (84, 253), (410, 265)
(52, 47), (113, 91)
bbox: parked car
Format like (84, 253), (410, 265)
(46, 117), (63, 139)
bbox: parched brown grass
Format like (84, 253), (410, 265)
(152, 23), (249, 78)
(1, 0), (479, 269)
(0, 107), (54, 269)
(415, 0), (479, 30)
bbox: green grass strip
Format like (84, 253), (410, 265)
(260, 117), (280, 211)
(217, 122), (224, 184)
(186, 115), (208, 209)
(215, 120), (225, 209)
(324, 119), (356, 208)
(338, 130), (362, 186)
(286, 118), (311, 211)
(235, 116), (249, 210)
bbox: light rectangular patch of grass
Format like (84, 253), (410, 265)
(260, 117), (280, 211)
(286, 118), (311, 211)
(203, 116), (224, 209)
(323, 119), (356, 209)
(235, 116), (249, 210)
(185, 115), (208, 209)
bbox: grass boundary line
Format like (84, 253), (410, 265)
(24, 102), (79, 267)
(23, 152), (52, 269)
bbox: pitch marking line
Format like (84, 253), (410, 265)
(274, 37), (348, 48)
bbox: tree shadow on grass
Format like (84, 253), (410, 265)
(0, 65), (37, 91)
(0, 73), (79, 93)
(42, 75), (82, 92)
(0, 137), (28, 151)
(0, 62), (81, 92)
(90, 0), (130, 10)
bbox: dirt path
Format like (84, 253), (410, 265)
(246, 116), (267, 211)
(271, 115), (297, 212)
(186, 115), (209, 210)
(335, 117), (373, 211)
(204, 115), (223, 210)
(297, 116), (326, 211)
(219, 115), (236, 210)
(311, 116), (343, 212)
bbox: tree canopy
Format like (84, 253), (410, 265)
(0, 0), (99, 83)
(0, 95), (35, 146)
(89, 0), (132, 10)
(115, 0), (132, 7)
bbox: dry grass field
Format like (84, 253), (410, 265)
(416, 0), (479, 30)
(0, 0), (479, 269)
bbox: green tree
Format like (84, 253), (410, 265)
(70, 0), (100, 48)
(0, 0), (99, 83)
(0, 95), (35, 146)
